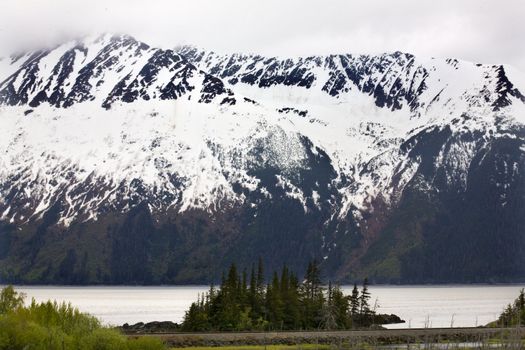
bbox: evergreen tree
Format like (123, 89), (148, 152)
(518, 289), (525, 325)
(217, 264), (241, 330)
(225, 263), (238, 295)
(241, 269), (248, 304)
(278, 265), (300, 329)
(182, 301), (210, 331)
(330, 284), (350, 329)
(359, 278), (371, 317)
(256, 257), (265, 295)
(248, 265), (258, 320)
(498, 289), (525, 326)
(349, 283), (360, 316)
(283, 270), (301, 329)
(181, 261), (382, 332)
(280, 265), (290, 298)
(255, 258), (266, 322)
(300, 259), (324, 329)
(266, 272), (284, 329)
(303, 260), (322, 299)
(321, 281), (338, 330)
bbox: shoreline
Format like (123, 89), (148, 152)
(124, 327), (525, 347)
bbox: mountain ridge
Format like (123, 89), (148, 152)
(0, 34), (524, 284)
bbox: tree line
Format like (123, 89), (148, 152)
(182, 259), (397, 331)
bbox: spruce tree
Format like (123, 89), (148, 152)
(266, 272), (284, 329)
(325, 283), (349, 329)
(321, 281), (338, 330)
(182, 261), (386, 332)
(359, 278), (372, 325)
(256, 257), (265, 295)
(285, 270), (301, 329)
(498, 289), (525, 326)
(332, 284), (350, 328)
(349, 283), (360, 316)
(518, 289), (525, 325)
(300, 259), (324, 329)
(217, 264), (241, 330)
(248, 265), (258, 320)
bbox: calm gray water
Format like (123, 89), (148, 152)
(7, 285), (524, 328)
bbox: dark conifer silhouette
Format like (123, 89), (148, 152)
(182, 260), (401, 331)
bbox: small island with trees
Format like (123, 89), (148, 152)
(181, 259), (404, 331)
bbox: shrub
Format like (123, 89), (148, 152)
(82, 328), (128, 350)
(0, 285), (166, 350)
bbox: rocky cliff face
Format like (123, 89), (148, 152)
(0, 34), (524, 284)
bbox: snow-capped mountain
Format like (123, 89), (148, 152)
(0, 34), (236, 108)
(0, 34), (524, 284)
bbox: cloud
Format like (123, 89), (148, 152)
(0, 0), (524, 70)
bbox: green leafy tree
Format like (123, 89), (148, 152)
(0, 285), (25, 314)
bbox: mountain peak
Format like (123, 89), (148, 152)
(1, 35), (525, 284)
(0, 34), (235, 109)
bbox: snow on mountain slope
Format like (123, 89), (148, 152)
(176, 46), (525, 215)
(0, 34), (524, 241)
(0, 98), (314, 225)
(0, 34), (235, 109)
(176, 46), (525, 116)
(2, 34), (525, 284)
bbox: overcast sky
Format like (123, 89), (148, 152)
(1, 0), (524, 70)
